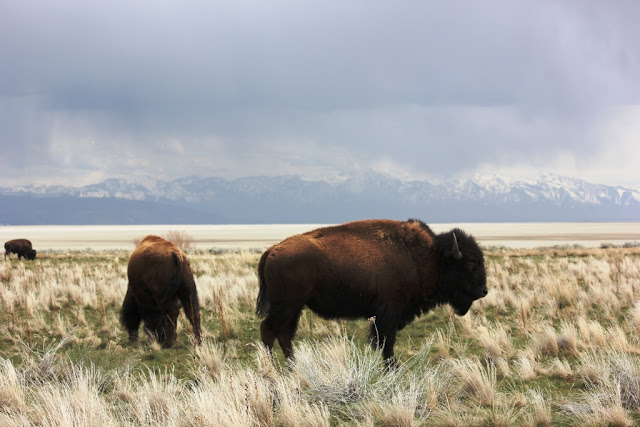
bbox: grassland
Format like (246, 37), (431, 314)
(1, 245), (640, 426)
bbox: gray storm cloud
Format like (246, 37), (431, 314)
(1, 0), (639, 186)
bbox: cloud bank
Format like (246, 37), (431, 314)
(1, 0), (639, 187)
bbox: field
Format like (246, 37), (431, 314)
(1, 245), (640, 426)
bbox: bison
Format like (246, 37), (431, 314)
(4, 239), (37, 260)
(256, 219), (487, 364)
(120, 235), (202, 348)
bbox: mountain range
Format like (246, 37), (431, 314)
(1, 172), (639, 224)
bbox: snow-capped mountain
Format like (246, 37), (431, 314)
(1, 172), (638, 224)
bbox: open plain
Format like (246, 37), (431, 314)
(1, 222), (640, 251)
(1, 224), (640, 425)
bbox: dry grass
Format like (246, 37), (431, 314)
(132, 230), (196, 251)
(0, 246), (639, 425)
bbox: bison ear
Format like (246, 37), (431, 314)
(451, 233), (463, 260)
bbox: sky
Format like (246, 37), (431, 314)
(1, 0), (639, 188)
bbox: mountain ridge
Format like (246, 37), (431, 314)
(1, 172), (639, 224)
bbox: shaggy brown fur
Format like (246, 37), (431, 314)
(120, 235), (202, 347)
(4, 239), (36, 260)
(256, 219), (487, 363)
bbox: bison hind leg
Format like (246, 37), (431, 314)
(142, 311), (165, 344)
(277, 307), (303, 360)
(162, 307), (180, 348)
(177, 284), (202, 346)
(260, 319), (277, 353)
(120, 291), (141, 344)
(260, 306), (303, 360)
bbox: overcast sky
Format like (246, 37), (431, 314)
(1, 0), (639, 188)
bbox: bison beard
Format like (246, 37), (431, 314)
(120, 235), (202, 348)
(256, 219), (487, 364)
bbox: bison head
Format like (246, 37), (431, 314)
(28, 249), (37, 260)
(437, 228), (487, 315)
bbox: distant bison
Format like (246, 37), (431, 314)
(4, 239), (37, 260)
(256, 219), (487, 363)
(120, 235), (202, 347)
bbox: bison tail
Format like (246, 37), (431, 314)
(255, 250), (270, 317)
(162, 252), (183, 306)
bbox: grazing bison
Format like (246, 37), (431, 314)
(4, 239), (37, 260)
(120, 235), (202, 347)
(256, 219), (487, 363)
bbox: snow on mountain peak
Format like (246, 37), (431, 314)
(1, 172), (639, 221)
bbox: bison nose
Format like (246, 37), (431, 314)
(482, 288), (488, 297)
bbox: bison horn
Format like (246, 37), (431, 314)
(452, 233), (463, 260)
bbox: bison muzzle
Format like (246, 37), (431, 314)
(120, 235), (202, 347)
(256, 219), (487, 364)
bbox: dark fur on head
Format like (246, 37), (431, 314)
(434, 228), (487, 315)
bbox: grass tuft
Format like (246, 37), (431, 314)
(1, 246), (640, 424)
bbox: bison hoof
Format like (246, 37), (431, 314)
(383, 357), (398, 371)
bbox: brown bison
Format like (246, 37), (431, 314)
(256, 219), (487, 363)
(4, 239), (37, 260)
(120, 235), (202, 347)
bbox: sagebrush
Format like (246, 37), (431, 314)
(0, 246), (639, 425)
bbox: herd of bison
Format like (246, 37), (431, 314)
(4, 218), (488, 364)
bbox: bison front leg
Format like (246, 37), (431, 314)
(381, 332), (398, 369)
(369, 309), (399, 367)
(120, 290), (141, 344)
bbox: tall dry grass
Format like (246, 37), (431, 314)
(132, 230), (196, 251)
(0, 246), (639, 425)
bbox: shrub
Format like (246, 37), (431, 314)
(163, 230), (195, 251)
(131, 231), (195, 250)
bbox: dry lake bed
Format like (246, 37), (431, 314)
(1, 222), (639, 251)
